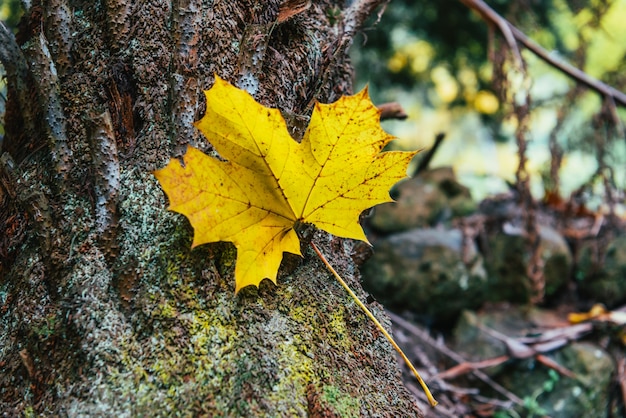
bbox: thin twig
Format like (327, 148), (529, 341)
(310, 241), (438, 407)
(413, 133), (445, 177)
(388, 311), (524, 406)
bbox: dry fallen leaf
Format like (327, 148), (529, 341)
(154, 75), (416, 292)
(568, 303), (626, 325)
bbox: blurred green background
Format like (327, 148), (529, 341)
(351, 0), (626, 209)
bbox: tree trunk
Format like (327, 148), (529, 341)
(1, 1), (422, 416)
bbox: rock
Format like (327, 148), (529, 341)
(368, 167), (477, 234)
(452, 309), (524, 375)
(360, 228), (487, 324)
(452, 309), (614, 418)
(484, 224), (572, 303)
(501, 341), (614, 418)
(577, 236), (626, 307)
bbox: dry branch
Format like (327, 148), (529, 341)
(388, 311), (524, 406)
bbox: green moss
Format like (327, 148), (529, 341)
(152, 299), (178, 319)
(327, 307), (352, 350)
(264, 333), (315, 415)
(31, 313), (58, 339)
(220, 244), (237, 269)
(23, 406), (36, 418)
(49, 169), (420, 416)
(321, 385), (361, 417)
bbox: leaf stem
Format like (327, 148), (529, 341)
(310, 241), (438, 407)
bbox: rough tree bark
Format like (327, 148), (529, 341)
(0, 1), (422, 416)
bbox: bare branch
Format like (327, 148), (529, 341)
(413, 133), (445, 177)
(388, 311), (525, 406)
(24, 32), (73, 179)
(44, 0), (73, 76)
(342, 0), (390, 40)
(510, 24), (626, 107)
(307, 0), (389, 107)
(87, 111), (120, 252)
(378, 101), (408, 121)
(460, 0), (626, 108)
(338, 0), (390, 62)
(105, 0), (132, 49)
(170, 0), (203, 156)
(236, 23), (273, 95)
(0, 22), (25, 76)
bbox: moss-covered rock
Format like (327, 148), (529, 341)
(577, 236), (626, 307)
(361, 228), (487, 324)
(484, 225), (572, 303)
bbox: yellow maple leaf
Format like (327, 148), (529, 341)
(154, 76), (416, 292)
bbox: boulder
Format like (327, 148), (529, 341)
(484, 225), (572, 303)
(360, 228), (487, 324)
(368, 167), (476, 234)
(577, 236), (626, 307)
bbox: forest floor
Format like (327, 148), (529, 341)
(384, 200), (626, 418)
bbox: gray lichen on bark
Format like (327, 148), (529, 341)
(0, 1), (422, 416)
